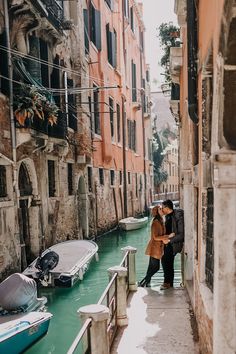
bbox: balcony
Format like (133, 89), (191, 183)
(169, 83), (180, 123)
(174, 0), (187, 26)
(32, 0), (72, 30)
(169, 47), (183, 84)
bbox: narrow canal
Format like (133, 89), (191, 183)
(25, 221), (181, 354)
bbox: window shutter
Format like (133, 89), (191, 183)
(131, 61), (137, 102)
(83, 9), (89, 54)
(67, 78), (77, 131)
(111, 31), (116, 68)
(94, 9), (101, 50)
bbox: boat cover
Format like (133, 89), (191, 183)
(0, 273), (37, 311)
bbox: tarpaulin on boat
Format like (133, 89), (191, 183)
(0, 273), (37, 310)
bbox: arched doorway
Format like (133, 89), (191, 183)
(78, 176), (88, 239)
(18, 162), (33, 269)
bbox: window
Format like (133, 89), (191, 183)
(87, 166), (93, 192)
(130, 7), (135, 32)
(146, 69), (150, 82)
(116, 103), (121, 143)
(48, 160), (56, 197)
(93, 85), (100, 134)
(128, 172), (131, 184)
(109, 97), (114, 139)
(140, 30), (144, 51)
(83, 9), (89, 55)
(135, 173), (138, 197)
(89, 2), (101, 50)
(205, 188), (214, 291)
(127, 119), (136, 151)
(110, 170), (115, 186)
(0, 166), (7, 198)
(131, 60), (137, 102)
(67, 163), (73, 195)
(123, 0), (129, 18)
(119, 171), (122, 185)
(67, 78), (77, 131)
(99, 168), (104, 185)
(106, 24), (117, 68)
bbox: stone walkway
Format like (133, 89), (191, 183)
(111, 286), (199, 354)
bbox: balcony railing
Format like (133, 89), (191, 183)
(16, 110), (67, 140)
(39, 0), (64, 29)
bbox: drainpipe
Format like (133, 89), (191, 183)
(122, 96), (127, 217)
(4, 0), (18, 198)
(122, 1), (128, 218)
(139, 51), (147, 214)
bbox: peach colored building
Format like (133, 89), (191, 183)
(173, 1), (236, 353)
(84, 0), (153, 233)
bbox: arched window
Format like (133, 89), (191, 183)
(19, 163), (32, 196)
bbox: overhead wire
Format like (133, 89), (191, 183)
(0, 44), (118, 86)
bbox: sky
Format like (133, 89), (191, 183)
(141, 0), (177, 90)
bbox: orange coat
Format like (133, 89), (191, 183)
(145, 219), (166, 259)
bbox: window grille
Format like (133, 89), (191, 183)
(48, 160), (56, 197)
(119, 171), (122, 185)
(87, 166), (93, 192)
(110, 170), (115, 186)
(117, 104), (121, 143)
(93, 86), (100, 134)
(0, 166), (7, 198)
(205, 188), (214, 291)
(128, 172), (131, 184)
(109, 97), (114, 138)
(67, 163), (73, 195)
(99, 168), (104, 185)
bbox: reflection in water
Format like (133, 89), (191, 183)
(26, 223), (181, 354)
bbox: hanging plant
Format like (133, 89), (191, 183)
(14, 86), (59, 126)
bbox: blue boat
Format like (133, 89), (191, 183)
(0, 273), (52, 354)
(0, 311), (52, 354)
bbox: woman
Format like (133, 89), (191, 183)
(139, 206), (174, 287)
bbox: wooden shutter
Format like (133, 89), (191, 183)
(94, 9), (101, 50)
(83, 9), (89, 54)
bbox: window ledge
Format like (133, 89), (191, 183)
(0, 200), (14, 208)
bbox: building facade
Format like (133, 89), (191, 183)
(173, 0), (236, 353)
(0, 0), (152, 279)
(83, 0), (153, 234)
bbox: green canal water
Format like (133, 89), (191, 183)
(25, 221), (181, 354)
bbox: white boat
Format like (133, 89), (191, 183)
(0, 273), (52, 354)
(119, 216), (149, 231)
(23, 240), (98, 288)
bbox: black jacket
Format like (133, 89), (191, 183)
(169, 209), (185, 254)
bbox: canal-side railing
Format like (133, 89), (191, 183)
(67, 246), (137, 354)
(98, 273), (118, 346)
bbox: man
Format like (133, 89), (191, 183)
(161, 200), (184, 290)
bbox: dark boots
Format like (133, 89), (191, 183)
(138, 278), (151, 287)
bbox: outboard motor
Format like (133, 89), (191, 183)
(35, 250), (59, 284)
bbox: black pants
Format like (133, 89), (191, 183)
(141, 257), (160, 284)
(161, 244), (175, 286)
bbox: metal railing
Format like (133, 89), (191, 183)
(67, 250), (131, 354)
(67, 318), (92, 354)
(98, 273), (118, 346)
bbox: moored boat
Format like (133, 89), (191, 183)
(23, 240), (99, 287)
(0, 311), (52, 354)
(0, 273), (52, 354)
(119, 216), (149, 231)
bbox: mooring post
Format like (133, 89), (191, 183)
(108, 266), (128, 326)
(121, 246), (138, 291)
(78, 304), (110, 354)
